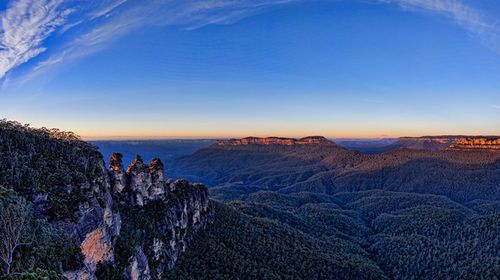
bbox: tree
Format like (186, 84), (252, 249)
(0, 187), (33, 276)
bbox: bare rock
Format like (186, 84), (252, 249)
(126, 247), (151, 280)
(110, 153), (127, 193)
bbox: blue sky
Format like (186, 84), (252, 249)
(0, 0), (499, 139)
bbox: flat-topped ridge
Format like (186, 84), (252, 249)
(397, 136), (500, 150)
(214, 136), (334, 147)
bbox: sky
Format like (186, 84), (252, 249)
(0, 0), (499, 139)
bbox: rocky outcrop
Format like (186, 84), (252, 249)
(0, 121), (211, 280)
(126, 155), (153, 206)
(148, 158), (166, 201)
(451, 137), (500, 150)
(397, 136), (500, 151)
(112, 154), (168, 206)
(63, 160), (122, 280)
(126, 248), (151, 280)
(110, 153), (127, 193)
(106, 153), (211, 280)
(81, 227), (114, 272)
(214, 136), (333, 147)
(64, 154), (211, 280)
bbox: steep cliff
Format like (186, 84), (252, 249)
(106, 153), (211, 280)
(214, 136), (334, 148)
(451, 137), (500, 150)
(0, 120), (211, 280)
(397, 136), (500, 151)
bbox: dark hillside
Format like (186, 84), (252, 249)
(167, 201), (386, 280)
(169, 191), (499, 279)
(172, 137), (500, 202)
(0, 120), (109, 275)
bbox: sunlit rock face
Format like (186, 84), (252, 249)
(110, 153), (127, 193)
(451, 137), (500, 150)
(66, 154), (211, 280)
(81, 227), (114, 272)
(126, 247), (151, 280)
(397, 136), (500, 151)
(61, 160), (122, 279)
(214, 136), (334, 147)
(125, 155), (168, 206)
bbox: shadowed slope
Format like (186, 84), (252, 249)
(172, 136), (500, 202)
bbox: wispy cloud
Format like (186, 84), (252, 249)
(87, 0), (127, 20)
(378, 0), (500, 54)
(492, 104), (500, 110)
(0, 0), (130, 81)
(0, 0), (71, 78)
(8, 0), (300, 84)
(1, 0), (499, 86)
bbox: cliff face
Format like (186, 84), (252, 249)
(214, 136), (333, 147)
(60, 162), (121, 280)
(451, 137), (500, 150)
(0, 121), (211, 280)
(62, 153), (212, 280)
(397, 136), (500, 151)
(105, 153), (211, 280)
(211, 136), (338, 153)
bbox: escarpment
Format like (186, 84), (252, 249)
(63, 152), (212, 280)
(0, 120), (211, 280)
(450, 137), (500, 150)
(214, 136), (334, 147)
(66, 152), (212, 280)
(108, 153), (211, 279)
(397, 136), (500, 151)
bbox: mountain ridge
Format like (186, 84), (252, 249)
(213, 136), (334, 147)
(396, 136), (500, 151)
(172, 136), (500, 202)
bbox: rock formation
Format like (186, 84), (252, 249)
(126, 248), (151, 280)
(451, 137), (500, 150)
(106, 153), (211, 280)
(214, 136), (333, 147)
(110, 153), (127, 193)
(65, 153), (211, 280)
(397, 136), (500, 151)
(63, 160), (122, 280)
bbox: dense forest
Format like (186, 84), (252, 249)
(1, 120), (499, 279)
(0, 120), (106, 278)
(170, 191), (500, 279)
(166, 139), (500, 279)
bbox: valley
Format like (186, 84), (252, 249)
(1, 121), (498, 279)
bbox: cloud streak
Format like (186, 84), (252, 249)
(379, 0), (500, 54)
(0, 0), (71, 78)
(0, 0), (135, 81)
(1, 0), (499, 86)
(11, 0), (301, 84)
